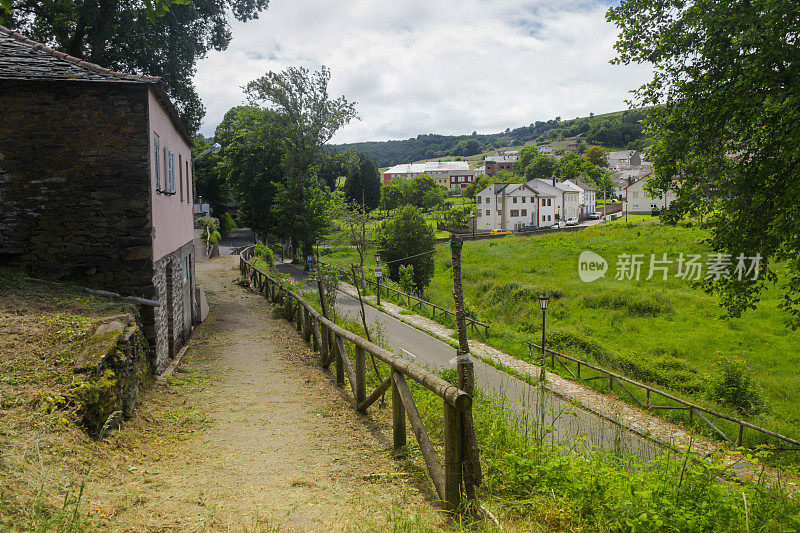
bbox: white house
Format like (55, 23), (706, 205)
(475, 182), (556, 231)
(625, 174), (677, 214)
(538, 145), (555, 155)
(564, 179), (597, 218)
(474, 166), (486, 176)
(382, 161), (475, 190)
(526, 179), (563, 225)
(536, 179), (581, 220)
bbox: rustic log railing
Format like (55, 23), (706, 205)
(241, 247), (479, 510)
(529, 341), (800, 452)
(318, 261), (490, 339)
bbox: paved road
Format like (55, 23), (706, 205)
(275, 263), (664, 459)
(218, 228), (255, 255)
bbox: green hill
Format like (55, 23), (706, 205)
(332, 108), (650, 168)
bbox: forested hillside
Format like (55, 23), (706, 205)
(332, 108), (650, 167)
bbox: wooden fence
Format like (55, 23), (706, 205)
(529, 341), (800, 451)
(318, 261), (490, 339)
(240, 247), (479, 510)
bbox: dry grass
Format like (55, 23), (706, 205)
(0, 268), (212, 530)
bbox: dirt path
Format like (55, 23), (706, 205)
(110, 256), (442, 531)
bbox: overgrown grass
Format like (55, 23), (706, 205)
(418, 218), (800, 452)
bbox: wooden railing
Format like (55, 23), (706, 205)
(529, 342), (800, 451)
(318, 261), (490, 339)
(241, 247), (479, 510)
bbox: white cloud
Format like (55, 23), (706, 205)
(194, 0), (652, 143)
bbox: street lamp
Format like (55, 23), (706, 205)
(374, 252), (382, 305)
(538, 293), (550, 440)
(538, 293), (550, 372)
(193, 142), (221, 162)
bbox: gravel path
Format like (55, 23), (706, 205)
(114, 256), (440, 530)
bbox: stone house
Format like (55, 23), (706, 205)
(0, 26), (196, 374)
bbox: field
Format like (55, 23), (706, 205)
(321, 217), (800, 449)
(422, 217), (800, 444)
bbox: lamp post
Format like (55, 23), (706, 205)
(538, 293), (550, 441)
(538, 293), (550, 374)
(374, 252), (382, 306)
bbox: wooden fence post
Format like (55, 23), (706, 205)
(355, 345), (367, 411)
(392, 374), (406, 449)
(443, 401), (463, 512)
(334, 334), (345, 386)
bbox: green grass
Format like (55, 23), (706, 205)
(419, 218), (800, 449)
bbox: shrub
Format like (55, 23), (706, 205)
(708, 355), (766, 417)
(253, 241), (274, 269)
(220, 212), (238, 234)
(398, 264), (416, 295)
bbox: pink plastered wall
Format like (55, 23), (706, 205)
(147, 88), (194, 261)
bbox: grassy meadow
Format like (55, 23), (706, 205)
(422, 217), (800, 445)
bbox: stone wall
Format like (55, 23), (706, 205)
(150, 239), (195, 373)
(68, 313), (151, 437)
(0, 79), (154, 298)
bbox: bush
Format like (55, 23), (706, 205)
(398, 264), (416, 295)
(708, 355), (766, 417)
(220, 212), (238, 234)
(253, 241), (274, 269)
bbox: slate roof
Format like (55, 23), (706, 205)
(0, 26), (159, 82)
(0, 26), (192, 144)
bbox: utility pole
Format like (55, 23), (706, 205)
(449, 234), (482, 502)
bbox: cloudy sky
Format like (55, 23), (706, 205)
(194, 0), (652, 144)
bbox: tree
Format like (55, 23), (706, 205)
(332, 192), (373, 281)
(1, 0), (270, 134)
(192, 136), (228, 217)
(608, 0), (800, 326)
(211, 106), (286, 240)
(513, 144), (540, 174)
(522, 154), (558, 181)
(409, 174), (445, 210)
(245, 66), (358, 262)
(318, 149), (354, 190)
(343, 152), (381, 210)
(463, 174), (492, 199)
(378, 205), (436, 293)
(379, 178), (408, 213)
(584, 146), (608, 167)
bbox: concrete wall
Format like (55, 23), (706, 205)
(0, 80), (154, 297)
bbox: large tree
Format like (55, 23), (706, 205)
(1, 0), (270, 134)
(212, 106), (286, 240)
(522, 153), (558, 182)
(244, 66), (358, 261)
(343, 152), (381, 210)
(608, 0), (800, 327)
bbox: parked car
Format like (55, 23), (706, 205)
(565, 217), (579, 226)
(519, 225), (538, 232)
(489, 229), (511, 235)
(587, 212), (601, 219)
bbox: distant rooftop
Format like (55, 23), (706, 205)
(384, 161), (471, 174)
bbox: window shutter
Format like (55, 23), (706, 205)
(154, 135), (160, 191)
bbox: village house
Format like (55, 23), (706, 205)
(607, 150), (642, 170)
(564, 179), (597, 218)
(625, 174), (677, 214)
(484, 154), (517, 175)
(0, 26), (196, 374)
(526, 179), (564, 224)
(610, 169), (648, 198)
(535, 179), (581, 221)
(382, 161), (475, 190)
(475, 182), (557, 231)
